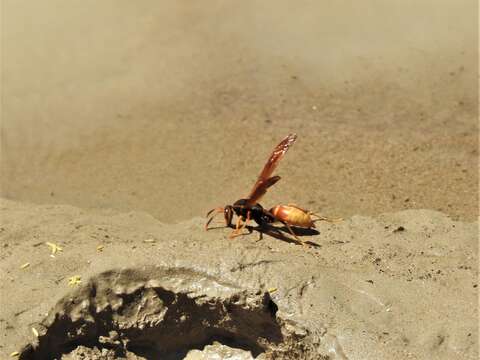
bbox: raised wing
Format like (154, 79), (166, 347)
(246, 175), (281, 206)
(246, 133), (297, 205)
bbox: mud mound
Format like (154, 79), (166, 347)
(18, 268), (316, 360)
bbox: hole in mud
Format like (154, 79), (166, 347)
(19, 268), (310, 360)
(267, 298), (279, 318)
(127, 333), (259, 360)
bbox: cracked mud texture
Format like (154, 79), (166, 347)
(0, 199), (477, 359)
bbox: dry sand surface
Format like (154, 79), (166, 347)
(1, 0), (478, 222)
(0, 1), (478, 359)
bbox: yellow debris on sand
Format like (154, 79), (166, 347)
(68, 275), (82, 287)
(46, 242), (63, 256)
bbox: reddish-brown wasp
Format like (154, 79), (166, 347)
(206, 134), (341, 243)
(205, 134), (300, 240)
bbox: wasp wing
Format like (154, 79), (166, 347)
(246, 133), (297, 205)
(247, 176), (281, 205)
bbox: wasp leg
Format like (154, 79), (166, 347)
(240, 211), (251, 232)
(280, 220), (303, 244)
(229, 211), (251, 239)
(285, 204), (342, 224)
(229, 216), (243, 238)
(311, 213), (343, 223)
(205, 207), (225, 230)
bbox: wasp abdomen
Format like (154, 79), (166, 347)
(270, 205), (315, 228)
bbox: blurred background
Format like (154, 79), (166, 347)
(1, 0), (477, 223)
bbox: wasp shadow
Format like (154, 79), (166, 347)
(208, 222), (321, 247)
(278, 225), (319, 237)
(247, 224), (321, 248)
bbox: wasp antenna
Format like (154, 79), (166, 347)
(205, 207), (225, 230)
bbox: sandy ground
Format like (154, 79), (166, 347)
(0, 199), (478, 359)
(1, 0), (477, 222)
(0, 1), (478, 359)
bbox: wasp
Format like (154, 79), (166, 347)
(205, 134), (341, 243)
(205, 134), (300, 240)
